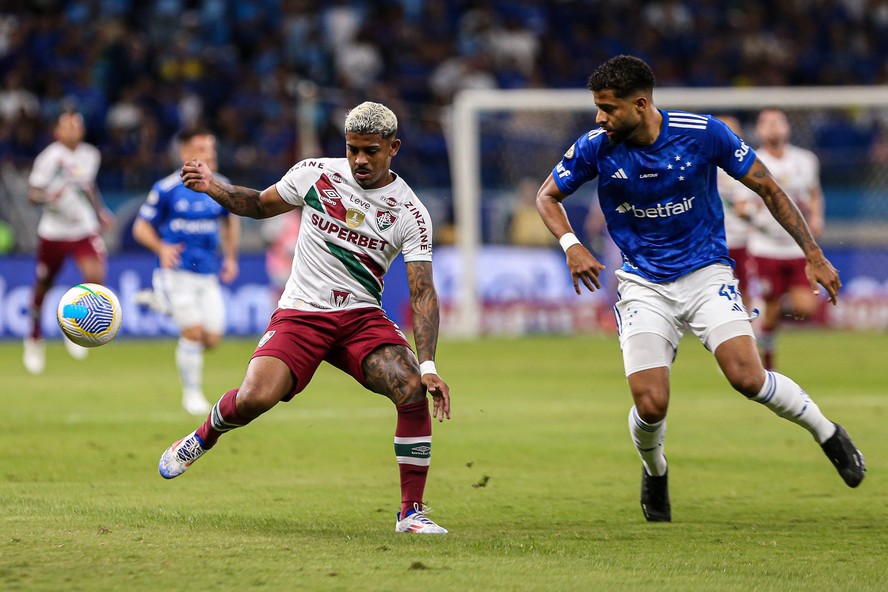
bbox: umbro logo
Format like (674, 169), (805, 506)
(611, 168), (628, 179)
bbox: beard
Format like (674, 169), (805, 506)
(605, 123), (637, 146)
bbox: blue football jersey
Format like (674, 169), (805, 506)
(137, 171), (231, 274)
(553, 110), (756, 282)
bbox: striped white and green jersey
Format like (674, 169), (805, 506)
(274, 157), (433, 312)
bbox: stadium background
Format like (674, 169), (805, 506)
(1, 0), (887, 338)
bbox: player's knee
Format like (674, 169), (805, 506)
(724, 364), (765, 397)
(632, 389), (668, 423)
(235, 386), (276, 419)
(203, 333), (222, 349)
(377, 371), (426, 406)
(400, 373), (427, 405)
(792, 298), (818, 319)
(635, 401), (666, 423)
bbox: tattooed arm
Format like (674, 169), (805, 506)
(406, 260), (450, 420)
(739, 157), (841, 304)
(180, 158), (294, 219)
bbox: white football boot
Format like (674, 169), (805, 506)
(23, 337), (46, 375)
(158, 431), (207, 479)
(395, 503), (448, 534)
(134, 288), (170, 315)
(63, 334), (89, 360)
(182, 390), (212, 416)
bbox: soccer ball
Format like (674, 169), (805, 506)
(57, 283), (123, 347)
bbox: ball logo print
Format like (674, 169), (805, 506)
(57, 283), (122, 347)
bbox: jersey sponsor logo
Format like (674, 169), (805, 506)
(169, 218), (219, 233)
(403, 201), (431, 251)
(734, 140), (750, 162)
(382, 196), (398, 207)
(330, 289), (352, 308)
(564, 143), (576, 160)
(258, 330), (275, 347)
(611, 168), (628, 179)
(616, 196), (697, 218)
(346, 208), (365, 229)
(349, 195), (371, 211)
(556, 162), (571, 179)
(376, 209), (397, 232)
(639, 172), (659, 179)
(306, 174), (349, 221)
(320, 188), (341, 207)
(330, 172), (344, 183)
(310, 212), (388, 251)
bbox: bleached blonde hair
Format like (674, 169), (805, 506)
(344, 101), (398, 139)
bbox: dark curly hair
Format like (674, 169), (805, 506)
(587, 55), (656, 98)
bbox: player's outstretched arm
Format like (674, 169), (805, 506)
(180, 159), (295, 219)
(536, 173), (606, 294)
(406, 261), (450, 421)
(739, 157), (841, 304)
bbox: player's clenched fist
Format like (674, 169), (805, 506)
(180, 159), (212, 193)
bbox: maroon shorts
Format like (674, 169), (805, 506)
(729, 246), (750, 296)
(750, 255), (808, 300)
(251, 306), (412, 400)
(35, 235), (106, 281)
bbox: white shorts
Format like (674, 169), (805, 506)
(615, 264), (755, 376)
(153, 268), (225, 334)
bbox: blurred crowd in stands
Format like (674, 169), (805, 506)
(1, 0), (887, 225)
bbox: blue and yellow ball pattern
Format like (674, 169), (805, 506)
(57, 283), (122, 347)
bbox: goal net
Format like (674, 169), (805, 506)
(445, 86), (888, 338)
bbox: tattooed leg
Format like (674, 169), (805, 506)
(365, 344), (434, 516)
(363, 344), (426, 405)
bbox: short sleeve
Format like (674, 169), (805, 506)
(275, 162), (310, 207)
(137, 184), (166, 225)
(552, 131), (601, 196)
(708, 117), (756, 180)
(28, 148), (54, 188)
(400, 199), (433, 263)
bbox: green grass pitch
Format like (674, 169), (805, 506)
(1, 331), (886, 591)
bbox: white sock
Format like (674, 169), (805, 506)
(753, 371), (836, 444)
(176, 337), (204, 397)
(628, 406), (668, 476)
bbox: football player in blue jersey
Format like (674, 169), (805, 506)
(536, 55), (864, 522)
(133, 129), (240, 415)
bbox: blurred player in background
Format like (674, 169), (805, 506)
(747, 108), (825, 370)
(24, 111), (114, 374)
(157, 102), (451, 534)
(132, 129), (240, 415)
(260, 209), (302, 302)
(715, 115), (757, 310)
(536, 55), (864, 523)
(508, 176), (555, 246)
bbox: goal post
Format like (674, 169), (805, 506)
(447, 85), (888, 338)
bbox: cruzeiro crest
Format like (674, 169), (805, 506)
(376, 209), (397, 232)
